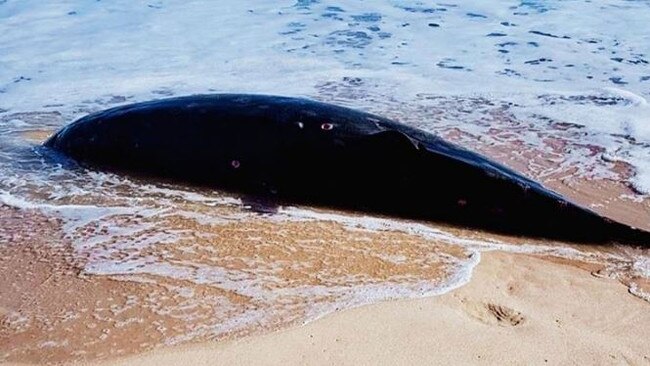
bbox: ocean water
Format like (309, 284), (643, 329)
(1, 0), (649, 359)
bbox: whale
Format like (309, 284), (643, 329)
(44, 94), (650, 245)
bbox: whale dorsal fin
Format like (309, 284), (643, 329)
(362, 130), (421, 152)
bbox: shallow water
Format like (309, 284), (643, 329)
(1, 0), (649, 362)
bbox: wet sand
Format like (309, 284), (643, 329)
(97, 251), (650, 366)
(1, 188), (649, 364)
(1, 126), (649, 365)
(0, 205), (471, 364)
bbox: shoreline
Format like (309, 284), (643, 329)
(2, 128), (649, 365)
(1, 188), (649, 364)
(2, 1), (650, 364)
(90, 250), (650, 366)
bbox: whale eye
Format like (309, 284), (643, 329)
(321, 123), (334, 131)
(231, 160), (241, 169)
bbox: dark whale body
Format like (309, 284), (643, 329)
(45, 94), (649, 245)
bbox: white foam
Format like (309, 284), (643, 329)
(633, 254), (650, 278)
(628, 283), (650, 303)
(0, 190), (136, 223)
(1, 0), (649, 99)
(1, 0), (649, 192)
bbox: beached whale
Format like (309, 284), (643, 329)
(44, 94), (649, 244)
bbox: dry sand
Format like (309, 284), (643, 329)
(92, 251), (650, 366)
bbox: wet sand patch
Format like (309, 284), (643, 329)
(0, 205), (470, 364)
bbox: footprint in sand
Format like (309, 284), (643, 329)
(485, 303), (525, 326)
(459, 298), (525, 327)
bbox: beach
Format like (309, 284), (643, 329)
(2, 0), (650, 364)
(1, 126), (649, 365)
(101, 251), (650, 366)
(1, 164), (649, 364)
(2, 216), (649, 365)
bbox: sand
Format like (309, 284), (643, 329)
(2, 128), (649, 365)
(93, 251), (650, 366)
(0, 205), (474, 364)
(3, 203), (649, 365)
(1, 166), (650, 365)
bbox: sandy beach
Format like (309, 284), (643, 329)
(96, 251), (650, 366)
(2, 118), (649, 365)
(2, 1), (650, 365)
(2, 124), (649, 365)
(2, 197), (649, 365)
